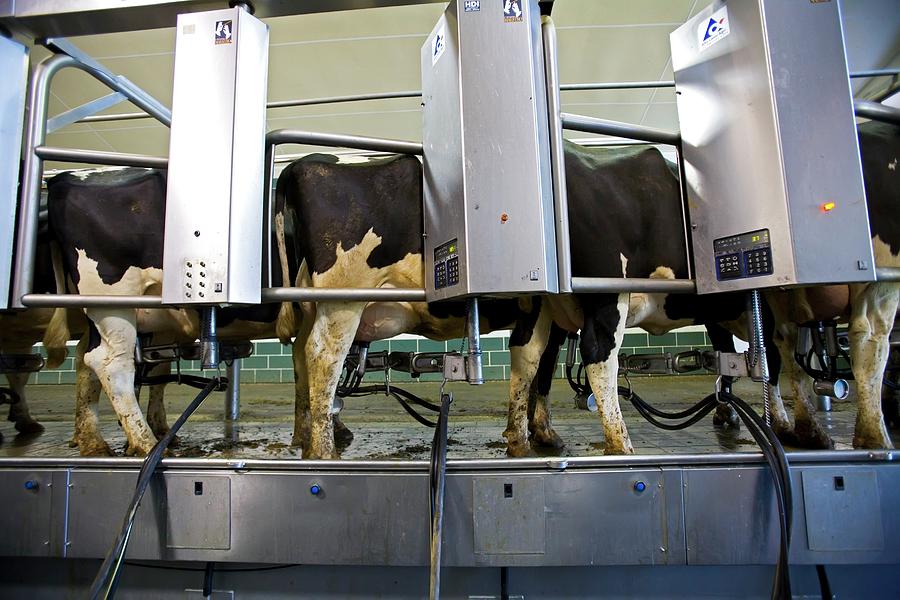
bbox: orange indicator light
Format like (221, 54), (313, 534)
(821, 201), (835, 212)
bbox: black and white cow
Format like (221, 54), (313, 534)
(278, 120), (897, 458)
(45, 167), (280, 456)
(513, 121), (899, 454)
(273, 154), (521, 459)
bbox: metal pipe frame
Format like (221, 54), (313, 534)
(854, 100), (900, 125)
(265, 129), (423, 155)
(76, 69), (900, 125)
(35, 146), (167, 169)
(542, 17), (572, 294)
(571, 277), (697, 294)
(10, 52), (171, 309)
(561, 112), (681, 145)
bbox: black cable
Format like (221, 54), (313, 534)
(816, 564), (833, 600)
(500, 566), (509, 600)
(429, 392), (451, 600)
(88, 377), (222, 600)
(202, 562), (214, 598)
(122, 561), (300, 573)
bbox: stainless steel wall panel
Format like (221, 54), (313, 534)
(0, 469), (62, 557)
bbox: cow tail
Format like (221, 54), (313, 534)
(273, 172), (298, 344)
(43, 241), (70, 369)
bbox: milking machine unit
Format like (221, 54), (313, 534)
(89, 6), (269, 599)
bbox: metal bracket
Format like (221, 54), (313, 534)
(617, 349), (762, 380)
(135, 340), (253, 366)
(46, 91), (126, 133)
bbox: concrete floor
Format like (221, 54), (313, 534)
(2, 374), (894, 459)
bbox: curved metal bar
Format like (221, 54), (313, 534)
(11, 53), (171, 309)
(854, 100), (900, 125)
(266, 129), (423, 155)
(261, 287), (426, 302)
(560, 112), (681, 145)
(35, 146), (168, 169)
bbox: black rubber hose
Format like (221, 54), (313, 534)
(202, 562), (215, 597)
(816, 564), (833, 599)
(88, 377), (222, 600)
(429, 393), (451, 600)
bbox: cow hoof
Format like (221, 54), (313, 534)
(713, 405), (741, 429)
(333, 420), (354, 450)
(78, 440), (115, 457)
(852, 432), (894, 450)
(124, 441), (155, 457)
(772, 422), (799, 447)
(14, 419), (45, 434)
(303, 449), (339, 460)
(506, 440), (535, 458)
(530, 427), (565, 449)
(603, 441), (635, 456)
(794, 419), (834, 450)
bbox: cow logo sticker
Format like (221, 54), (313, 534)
(215, 20), (233, 44)
(431, 23), (446, 66)
(698, 6), (729, 51)
(464, 0), (481, 12)
(503, 0), (523, 22)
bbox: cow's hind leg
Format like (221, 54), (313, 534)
(849, 282), (899, 449)
(581, 293), (633, 455)
(291, 314), (313, 450)
(305, 301), (366, 459)
(527, 323), (566, 450)
(83, 311), (157, 456)
(71, 333), (113, 456)
(505, 298), (552, 457)
(5, 371), (44, 434)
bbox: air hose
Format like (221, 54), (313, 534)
(88, 377), (223, 600)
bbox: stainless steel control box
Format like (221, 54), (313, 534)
(421, 0), (557, 302)
(0, 37), (27, 310)
(163, 8), (268, 305)
(671, 0), (874, 294)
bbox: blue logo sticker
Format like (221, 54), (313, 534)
(431, 24), (446, 66)
(464, 0), (481, 11)
(697, 6), (729, 51)
(214, 20), (232, 44)
(503, 0), (523, 22)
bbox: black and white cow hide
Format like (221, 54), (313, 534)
(46, 167), (280, 456)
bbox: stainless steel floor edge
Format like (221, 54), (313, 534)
(0, 449), (893, 472)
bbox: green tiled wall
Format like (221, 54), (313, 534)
(18, 328), (714, 385)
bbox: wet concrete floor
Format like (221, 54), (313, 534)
(0, 375), (894, 459)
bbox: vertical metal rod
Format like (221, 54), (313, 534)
(263, 142), (276, 288)
(541, 16), (572, 293)
(674, 146), (693, 280)
(10, 54), (67, 308)
(225, 359), (241, 420)
(200, 307), (219, 370)
(466, 298), (483, 384)
(429, 392), (451, 600)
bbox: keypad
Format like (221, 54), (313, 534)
(744, 247), (772, 276)
(716, 253), (741, 279)
(447, 256), (460, 286)
(434, 261), (447, 289)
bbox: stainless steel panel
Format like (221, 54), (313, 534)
(443, 469), (673, 567)
(0, 470), (58, 556)
(473, 476), (545, 555)
(684, 467), (780, 565)
(163, 7), (268, 305)
(0, 36), (27, 310)
(671, 0), (874, 294)
(802, 469), (883, 552)
(165, 475), (231, 550)
(422, 0), (557, 302)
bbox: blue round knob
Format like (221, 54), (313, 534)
(310, 484), (321, 496)
(633, 481), (646, 493)
(24, 480), (39, 490)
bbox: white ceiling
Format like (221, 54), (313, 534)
(33, 0), (900, 169)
